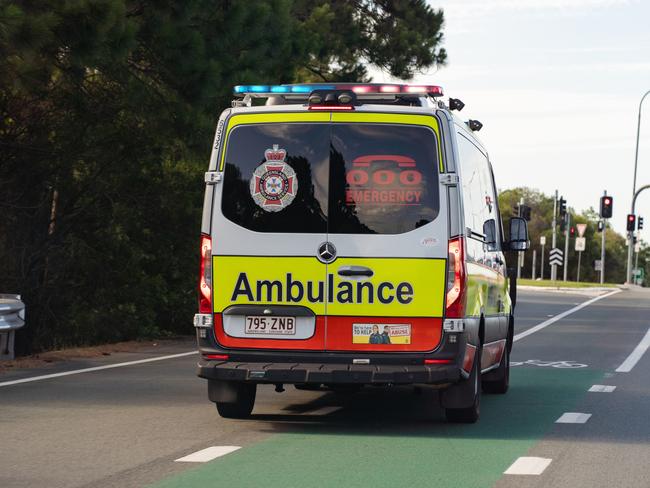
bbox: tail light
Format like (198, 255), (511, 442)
(445, 237), (466, 318)
(198, 234), (212, 313)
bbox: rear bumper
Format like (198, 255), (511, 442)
(197, 359), (460, 385)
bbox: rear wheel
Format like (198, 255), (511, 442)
(445, 346), (481, 424)
(215, 382), (256, 419)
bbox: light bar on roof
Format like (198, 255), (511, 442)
(233, 83), (443, 97)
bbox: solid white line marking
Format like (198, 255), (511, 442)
(514, 289), (621, 342)
(589, 384), (616, 393)
(504, 457), (552, 475)
(175, 446), (240, 463)
(308, 406), (342, 416)
(0, 351), (197, 387)
(556, 412), (591, 424)
(615, 327), (650, 373)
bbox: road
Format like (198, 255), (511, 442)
(1, 287), (649, 488)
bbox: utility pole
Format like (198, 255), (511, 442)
(551, 190), (558, 281)
(563, 213), (570, 281)
(627, 90), (650, 282)
(601, 191), (607, 284)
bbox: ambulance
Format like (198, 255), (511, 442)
(193, 83), (529, 423)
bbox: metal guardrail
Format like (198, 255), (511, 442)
(0, 294), (25, 360)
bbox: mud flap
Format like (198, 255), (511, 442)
(440, 347), (480, 409)
(208, 379), (240, 403)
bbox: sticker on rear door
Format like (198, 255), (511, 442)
(352, 323), (411, 344)
(250, 145), (298, 212)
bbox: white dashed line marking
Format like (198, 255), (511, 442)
(589, 384), (616, 393)
(616, 327), (650, 373)
(504, 457), (552, 475)
(514, 289), (621, 342)
(308, 406), (342, 416)
(175, 446), (241, 463)
(0, 351), (197, 387)
(556, 412), (592, 424)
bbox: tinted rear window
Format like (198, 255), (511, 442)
(222, 122), (439, 235)
(329, 124), (439, 234)
(222, 124), (329, 233)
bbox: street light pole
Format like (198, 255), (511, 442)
(632, 90), (650, 196)
(627, 90), (650, 283)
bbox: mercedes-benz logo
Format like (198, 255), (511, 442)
(317, 241), (337, 263)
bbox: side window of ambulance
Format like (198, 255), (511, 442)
(329, 124), (440, 234)
(222, 123), (330, 233)
(456, 133), (498, 245)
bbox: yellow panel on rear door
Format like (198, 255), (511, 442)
(327, 257), (446, 317)
(213, 256), (445, 318)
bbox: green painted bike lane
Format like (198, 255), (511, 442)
(152, 367), (602, 488)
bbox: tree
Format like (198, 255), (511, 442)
(0, 1), (447, 353)
(498, 187), (634, 284)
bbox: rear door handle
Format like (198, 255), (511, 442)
(337, 266), (374, 277)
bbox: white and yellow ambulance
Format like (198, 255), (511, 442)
(193, 83), (529, 423)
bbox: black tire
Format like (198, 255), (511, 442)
(215, 382), (256, 419)
(445, 347), (481, 424)
(482, 346), (510, 394)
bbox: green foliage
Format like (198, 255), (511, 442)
(0, 1), (447, 353)
(499, 188), (646, 284)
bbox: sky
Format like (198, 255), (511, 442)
(370, 0), (650, 238)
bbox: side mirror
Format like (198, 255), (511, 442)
(482, 219), (498, 252)
(508, 217), (530, 251)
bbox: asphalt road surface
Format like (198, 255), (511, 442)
(1, 287), (649, 488)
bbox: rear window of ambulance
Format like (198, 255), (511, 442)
(329, 124), (439, 234)
(222, 124), (329, 233)
(221, 122), (439, 234)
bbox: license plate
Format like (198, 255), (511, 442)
(245, 316), (296, 335)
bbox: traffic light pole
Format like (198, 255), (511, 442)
(551, 190), (558, 281)
(626, 185), (650, 283)
(563, 213), (570, 281)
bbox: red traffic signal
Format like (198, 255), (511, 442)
(570, 226), (575, 236)
(600, 196), (613, 218)
(627, 214), (636, 232)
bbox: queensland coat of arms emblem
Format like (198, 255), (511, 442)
(250, 145), (298, 212)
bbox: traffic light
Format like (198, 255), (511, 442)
(521, 204), (532, 221)
(627, 214), (636, 232)
(600, 196), (613, 218)
(512, 203), (520, 217)
(558, 197), (567, 218)
(560, 213), (567, 232)
(597, 220), (604, 232)
(570, 226), (575, 237)
(638, 216), (644, 231)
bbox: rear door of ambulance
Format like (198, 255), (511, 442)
(211, 112), (331, 351)
(323, 112), (448, 353)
